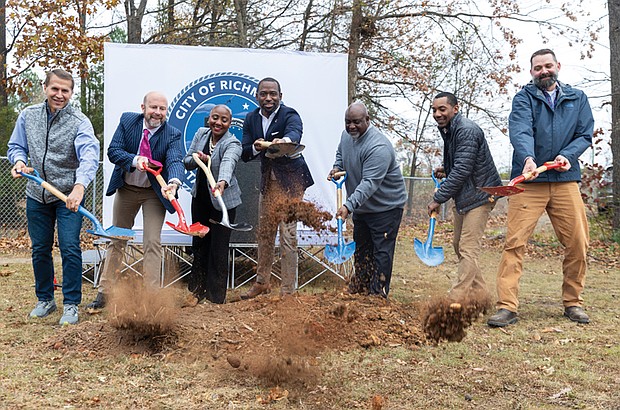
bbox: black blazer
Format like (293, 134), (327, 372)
(241, 104), (313, 194)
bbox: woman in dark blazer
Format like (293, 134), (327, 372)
(183, 105), (242, 303)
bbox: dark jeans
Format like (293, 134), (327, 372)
(350, 207), (403, 297)
(26, 197), (83, 305)
(189, 184), (235, 304)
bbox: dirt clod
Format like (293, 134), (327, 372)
(423, 294), (492, 343)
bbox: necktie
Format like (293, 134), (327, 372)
(139, 129), (152, 159)
(543, 91), (554, 109)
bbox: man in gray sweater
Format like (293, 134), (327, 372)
(328, 102), (407, 297)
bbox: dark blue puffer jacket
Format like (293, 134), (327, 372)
(433, 113), (502, 214)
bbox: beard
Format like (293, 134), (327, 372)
(533, 72), (558, 90)
(145, 116), (164, 128)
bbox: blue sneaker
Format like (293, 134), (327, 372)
(59, 304), (79, 325)
(29, 300), (57, 318)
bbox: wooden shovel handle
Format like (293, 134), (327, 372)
(40, 181), (68, 203)
(256, 141), (273, 149)
(333, 171), (346, 179)
(192, 153), (221, 198)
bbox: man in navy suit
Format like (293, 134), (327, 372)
(86, 91), (184, 309)
(240, 77), (314, 299)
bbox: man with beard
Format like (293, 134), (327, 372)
(327, 102), (407, 298)
(487, 49), (594, 327)
(86, 91), (184, 310)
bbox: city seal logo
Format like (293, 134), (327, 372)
(168, 72), (259, 188)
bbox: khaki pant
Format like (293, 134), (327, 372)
(256, 184), (301, 294)
(448, 201), (495, 301)
(99, 185), (166, 292)
(495, 182), (589, 311)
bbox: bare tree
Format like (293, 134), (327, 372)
(0, 0), (7, 106)
(125, 0), (148, 43)
(609, 0), (620, 231)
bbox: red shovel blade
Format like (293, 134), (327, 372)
(165, 221), (210, 237)
(478, 185), (524, 196)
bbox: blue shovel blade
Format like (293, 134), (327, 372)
(414, 237), (444, 267)
(86, 226), (135, 241)
(324, 241), (356, 264)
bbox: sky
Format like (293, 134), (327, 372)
(483, 0), (611, 170)
(385, 0), (611, 172)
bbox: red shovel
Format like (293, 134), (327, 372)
(478, 161), (565, 196)
(144, 161), (210, 237)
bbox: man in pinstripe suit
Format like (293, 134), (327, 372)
(86, 91), (184, 310)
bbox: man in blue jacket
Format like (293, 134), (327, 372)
(86, 91), (184, 310)
(240, 78), (314, 299)
(488, 49), (594, 327)
(428, 92), (501, 303)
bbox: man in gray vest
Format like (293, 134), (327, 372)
(8, 68), (100, 325)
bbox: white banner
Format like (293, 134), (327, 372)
(103, 43), (348, 244)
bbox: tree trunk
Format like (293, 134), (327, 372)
(405, 154), (418, 216)
(167, 0), (175, 33)
(78, 0), (87, 112)
(347, 0), (363, 103)
(0, 0), (7, 107)
(299, 0), (314, 51)
(609, 0), (620, 231)
(125, 0), (148, 44)
(233, 0), (248, 48)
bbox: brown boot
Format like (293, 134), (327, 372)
(240, 282), (271, 300)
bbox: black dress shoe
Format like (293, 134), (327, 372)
(487, 308), (518, 327)
(86, 292), (106, 310)
(564, 306), (590, 324)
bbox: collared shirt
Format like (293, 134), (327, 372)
(8, 102), (99, 188)
(125, 122), (181, 188)
(252, 104), (291, 156)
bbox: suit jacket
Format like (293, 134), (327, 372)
(106, 112), (184, 213)
(241, 104), (314, 194)
(183, 127), (242, 210)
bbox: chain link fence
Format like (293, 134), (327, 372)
(0, 156), (105, 239)
(0, 155), (530, 240)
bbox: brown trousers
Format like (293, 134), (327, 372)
(495, 182), (589, 312)
(255, 183), (302, 294)
(99, 185), (166, 292)
(448, 201), (495, 301)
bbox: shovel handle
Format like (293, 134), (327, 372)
(256, 141), (273, 149)
(192, 153), (222, 198)
(509, 161), (564, 186)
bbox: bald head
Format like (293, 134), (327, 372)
(345, 102), (370, 138)
(141, 91), (168, 129)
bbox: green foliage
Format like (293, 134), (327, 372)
(0, 105), (18, 157)
(82, 63), (105, 143)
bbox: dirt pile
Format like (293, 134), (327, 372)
(51, 291), (427, 387)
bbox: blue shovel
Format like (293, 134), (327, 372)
(19, 169), (135, 240)
(324, 171), (356, 264)
(414, 172), (444, 267)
